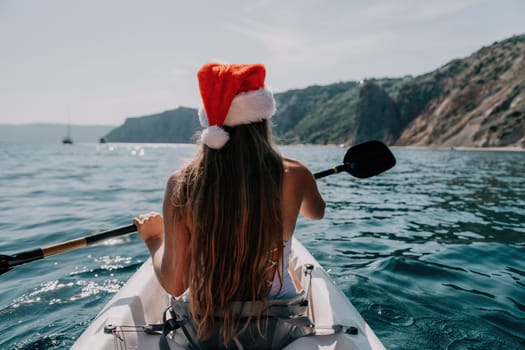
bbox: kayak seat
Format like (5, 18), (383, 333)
(160, 291), (315, 350)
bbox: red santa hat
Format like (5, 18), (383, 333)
(197, 63), (276, 149)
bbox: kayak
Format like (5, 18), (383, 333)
(72, 238), (385, 349)
(72, 238), (385, 350)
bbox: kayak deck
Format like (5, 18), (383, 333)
(72, 238), (384, 349)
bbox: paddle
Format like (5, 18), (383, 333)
(0, 224), (137, 275)
(0, 140), (395, 275)
(314, 140), (396, 179)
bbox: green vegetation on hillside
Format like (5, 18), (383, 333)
(104, 34), (525, 148)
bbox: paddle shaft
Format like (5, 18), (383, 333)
(4, 168), (332, 271)
(314, 164), (349, 179)
(2, 140), (395, 274)
(4, 224), (137, 270)
(6, 166), (338, 267)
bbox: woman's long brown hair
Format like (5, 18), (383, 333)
(173, 120), (284, 345)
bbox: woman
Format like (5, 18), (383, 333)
(135, 63), (325, 347)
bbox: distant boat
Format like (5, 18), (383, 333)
(62, 123), (73, 144)
(62, 136), (73, 144)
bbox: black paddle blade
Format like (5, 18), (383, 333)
(343, 140), (396, 178)
(0, 255), (13, 275)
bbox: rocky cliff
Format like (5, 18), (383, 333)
(395, 35), (525, 147)
(105, 34), (525, 148)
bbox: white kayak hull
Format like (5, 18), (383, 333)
(72, 238), (385, 349)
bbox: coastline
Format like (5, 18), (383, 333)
(8, 140), (520, 152)
(389, 145), (525, 152)
(279, 143), (525, 152)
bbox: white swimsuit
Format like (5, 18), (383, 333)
(268, 239), (298, 300)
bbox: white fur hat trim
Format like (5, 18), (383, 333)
(198, 87), (276, 128)
(201, 125), (230, 149)
(198, 107), (209, 127)
(224, 86), (276, 126)
(198, 86), (275, 149)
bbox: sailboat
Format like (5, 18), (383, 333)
(62, 117), (73, 144)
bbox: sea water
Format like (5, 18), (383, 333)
(0, 143), (523, 349)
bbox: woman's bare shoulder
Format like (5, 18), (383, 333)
(168, 169), (182, 180)
(164, 170), (185, 203)
(166, 171), (180, 189)
(282, 156), (310, 176)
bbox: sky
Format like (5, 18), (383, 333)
(1, 0), (524, 126)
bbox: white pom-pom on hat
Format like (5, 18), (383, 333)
(201, 125), (230, 150)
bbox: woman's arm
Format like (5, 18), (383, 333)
(133, 211), (166, 286)
(134, 174), (189, 296)
(298, 164), (326, 220)
(281, 157), (326, 241)
(161, 174), (189, 296)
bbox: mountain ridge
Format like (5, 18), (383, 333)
(17, 34), (521, 148)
